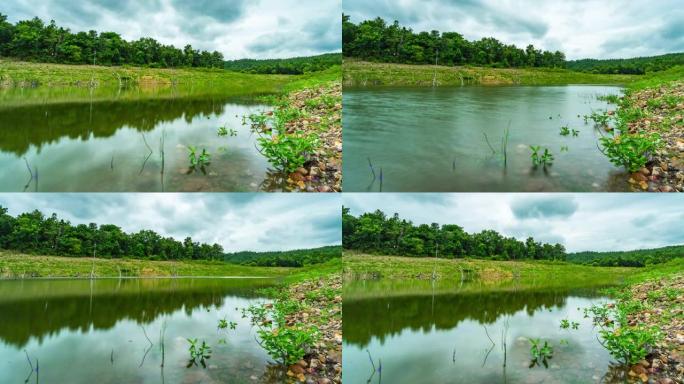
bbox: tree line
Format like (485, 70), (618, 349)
(567, 245), (684, 267)
(0, 206), (224, 261)
(342, 15), (566, 68)
(224, 53), (341, 75)
(224, 245), (341, 267)
(566, 53), (684, 75)
(0, 13), (224, 68)
(343, 208), (566, 261)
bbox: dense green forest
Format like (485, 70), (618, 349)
(342, 15), (565, 68)
(343, 208), (566, 261)
(223, 53), (341, 75)
(566, 53), (684, 75)
(224, 245), (341, 267)
(0, 206), (225, 261)
(567, 245), (684, 267)
(0, 13), (224, 68)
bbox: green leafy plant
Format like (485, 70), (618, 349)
(585, 301), (661, 364)
(530, 146), (554, 167)
(560, 126), (570, 136)
(528, 338), (553, 368)
(217, 126), (237, 137)
(187, 146), (211, 168)
(599, 132), (661, 172)
(560, 319), (580, 330)
(597, 94), (620, 104)
(256, 326), (318, 365)
(187, 338), (212, 368)
(257, 133), (318, 173)
(571, 129), (580, 137)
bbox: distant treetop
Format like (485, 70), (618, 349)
(342, 15), (566, 69)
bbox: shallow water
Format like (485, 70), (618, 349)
(343, 85), (630, 192)
(0, 278), (288, 384)
(343, 282), (626, 383)
(0, 87), (285, 192)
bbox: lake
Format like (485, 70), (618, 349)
(343, 86), (630, 192)
(343, 281), (630, 384)
(0, 86), (288, 192)
(0, 278), (291, 384)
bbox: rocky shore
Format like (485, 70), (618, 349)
(623, 82), (684, 192)
(624, 275), (684, 383)
(262, 82), (342, 192)
(284, 274), (342, 383)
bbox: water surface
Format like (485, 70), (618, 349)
(344, 86), (629, 192)
(0, 86), (285, 191)
(343, 281), (628, 383)
(0, 278), (288, 384)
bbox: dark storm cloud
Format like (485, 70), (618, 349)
(343, 0), (683, 59)
(1, 0), (341, 59)
(510, 197), (578, 220)
(0, 194), (341, 252)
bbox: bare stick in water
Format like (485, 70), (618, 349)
(367, 158), (376, 179)
(483, 133), (497, 154)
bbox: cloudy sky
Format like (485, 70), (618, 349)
(1, 0), (341, 59)
(344, 0), (684, 60)
(0, 194), (341, 252)
(343, 194), (684, 253)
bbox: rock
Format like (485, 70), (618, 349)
(296, 167), (308, 176)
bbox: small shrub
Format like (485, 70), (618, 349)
(187, 338), (212, 368)
(599, 132), (661, 172)
(258, 133), (318, 173)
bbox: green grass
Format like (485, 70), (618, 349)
(344, 253), (631, 285)
(625, 65), (684, 92)
(0, 251), (293, 278)
(343, 60), (639, 87)
(0, 60), (342, 108)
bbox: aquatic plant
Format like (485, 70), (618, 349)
(559, 319), (579, 330)
(560, 126), (570, 136)
(187, 146), (211, 168)
(571, 129), (580, 137)
(599, 132), (661, 172)
(597, 94), (621, 104)
(530, 146), (554, 167)
(587, 110), (612, 127)
(187, 338), (212, 368)
(218, 318), (238, 330)
(528, 338), (553, 368)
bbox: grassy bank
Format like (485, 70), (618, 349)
(343, 59), (638, 87)
(0, 59), (290, 89)
(0, 251), (292, 278)
(344, 252), (631, 285)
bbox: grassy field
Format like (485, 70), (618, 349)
(344, 252), (631, 283)
(0, 59), (290, 88)
(0, 251), (293, 278)
(343, 59), (639, 87)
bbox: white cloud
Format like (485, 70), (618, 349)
(0, 194), (341, 252)
(343, 193), (684, 252)
(344, 0), (684, 59)
(2, 0), (342, 59)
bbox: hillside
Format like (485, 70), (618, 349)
(224, 245), (342, 267)
(224, 53), (342, 75)
(566, 52), (684, 75)
(567, 245), (684, 267)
